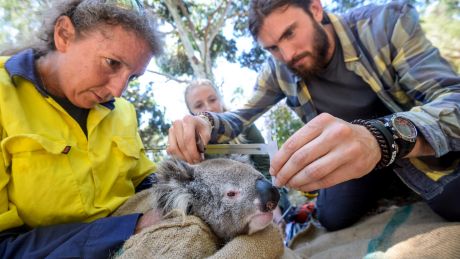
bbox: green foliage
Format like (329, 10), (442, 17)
(157, 43), (194, 76)
(267, 104), (303, 147)
(0, 0), (45, 48)
(212, 35), (237, 63)
(421, 1), (460, 72)
(147, 0), (238, 79)
(238, 44), (268, 72)
(123, 80), (170, 153)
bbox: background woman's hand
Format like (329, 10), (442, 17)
(270, 113), (382, 192)
(167, 114), (212, 164)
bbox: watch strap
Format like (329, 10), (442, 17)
(388, 115), (417, 158)
(380, 115), (417, 159)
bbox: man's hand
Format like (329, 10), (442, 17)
(270, 113), (381, 192)
(134, 209), (163, 234)
(167, 114), (212, 164)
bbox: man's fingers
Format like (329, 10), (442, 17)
(182, 116), (203, 163)
(167, 122), (190, 163)
(167, 115), (212, 164)
(271, 114), (337, 176)
(271, 121), (323, 176)
(273, 128), (332, 187)
(167, 117), (199, 164)
(296, 162), (366, 192)
(284, 148), (346, 188)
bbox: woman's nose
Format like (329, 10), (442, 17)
(107, 75), (129, 97)
(203, 103), (212, 112)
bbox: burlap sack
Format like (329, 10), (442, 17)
(113, 189), (285, 259)
(115, 212), (218, 259)
(208, 223), (284, 259)
(284, 202), (460, 259)
(112, 189), (153, 216)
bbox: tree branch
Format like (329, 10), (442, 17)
(177, 1), (199, 39)
(146, 69), (189, 84)
(202, 0), (233, 77)
(208, 0), (233, 44)
(164, 0), (206, 78)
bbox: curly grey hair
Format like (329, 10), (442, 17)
(35, 0), (162, 56)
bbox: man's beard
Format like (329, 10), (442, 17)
(287, 19), (330, 80)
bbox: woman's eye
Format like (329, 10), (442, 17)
(105, 58), (121, 70)
(129, 74), (139, 82)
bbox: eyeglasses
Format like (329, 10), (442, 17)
(107, 0), (144, 13)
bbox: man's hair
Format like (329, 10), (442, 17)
(33, 0), (162, 56)
(248, 0), (313, 39)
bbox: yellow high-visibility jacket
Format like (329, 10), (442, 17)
(0, 51), (156, 232)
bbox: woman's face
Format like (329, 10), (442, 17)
(187, 85), (224, 114)
(51, 18), (153, 109)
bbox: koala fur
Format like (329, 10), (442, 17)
(150, 157), (280, 243)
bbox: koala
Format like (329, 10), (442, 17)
(150, 157), (280, 243)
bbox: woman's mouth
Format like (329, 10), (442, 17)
(92, 91), (105, 102)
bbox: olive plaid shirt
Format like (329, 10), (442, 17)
(208, 2), (460, 199)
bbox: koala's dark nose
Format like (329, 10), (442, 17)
(256, 179), (280, 212)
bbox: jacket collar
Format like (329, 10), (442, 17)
(5, 49), (45, 94)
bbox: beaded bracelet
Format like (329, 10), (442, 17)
(195, 111), (215, 130)
(351, 119), (397, 169)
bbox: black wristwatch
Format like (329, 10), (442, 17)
(380, 115), (417, 159)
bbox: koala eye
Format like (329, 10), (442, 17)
(227, 191), (237, 197)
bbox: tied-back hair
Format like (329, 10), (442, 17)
(184, 79), (227, 114)
(184, 79), (248, 145)
(248, 0), (313, 39)
(2, 0), (163, 56)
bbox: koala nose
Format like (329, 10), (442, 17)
(256, 179), (280, 212)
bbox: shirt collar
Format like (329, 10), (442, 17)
(4, 49), (115, 110)
(5, 49), (46, 94)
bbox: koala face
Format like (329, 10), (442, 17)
(152, 158), (280, 242)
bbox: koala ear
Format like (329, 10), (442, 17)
(152, 158), (195, 216)
(156, 158), (195, 183)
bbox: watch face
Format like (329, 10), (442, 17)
(392, 116), (417, 141)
